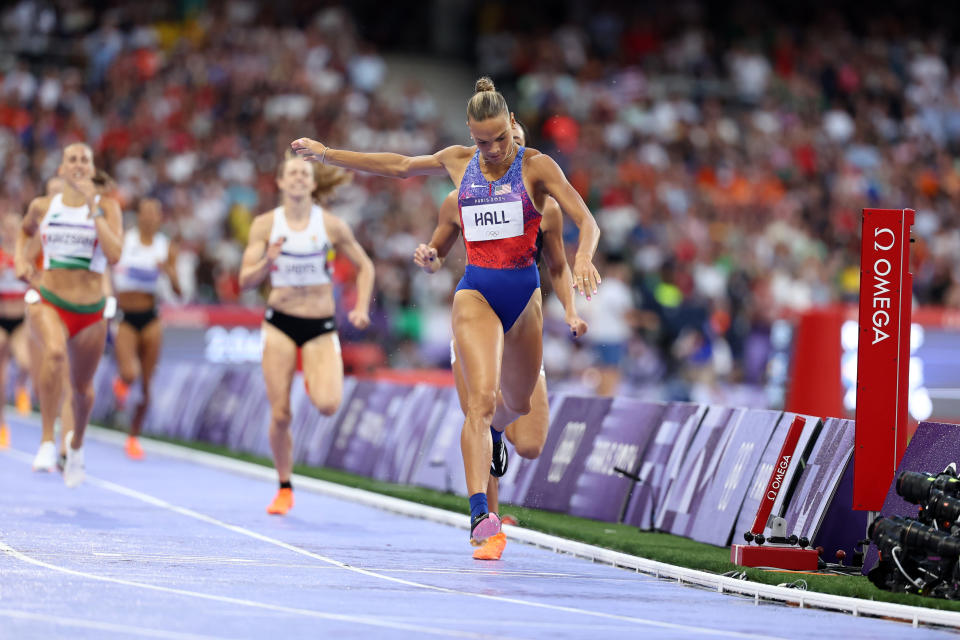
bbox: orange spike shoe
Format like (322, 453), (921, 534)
(15, 386), (30, 415)
(472, 532), (507, 560)
(125, 436), (145, 460)
(0, 423), (9, 449)
(113, 377), (130, 410)
(266, 488), (294, 515)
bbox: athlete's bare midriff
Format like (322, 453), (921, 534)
(0, 298), (24, 318)
(116, 290), (155, 313)
(267, 283), (335, 318)
(40, 269), (103, 305)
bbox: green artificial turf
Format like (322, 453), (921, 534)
(140, 431), (960, 613)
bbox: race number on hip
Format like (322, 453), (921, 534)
(461, 194), (524, 242)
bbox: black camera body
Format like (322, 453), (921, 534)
(868, 468), (960, 597)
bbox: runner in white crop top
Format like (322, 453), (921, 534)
(267, 202), (334, 289)
(239, 153), (374, 515)
(16, 142), (123, 487)
(39, 193), (108, 273)
(111, 197), (181, 460)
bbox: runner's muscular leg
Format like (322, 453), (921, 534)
(66, 319), (108, 449)
(300, 333), (343, 416)
(10, 323), (31, 386)
(499, 289), (543, 419)
(452, 289), (504, 497)
(487, 366), (549, 514)
(0, 328), (11, 423)
(261, 323), (297, 482)
(27, 304), (67, 443)
(131, 320), (162, 437)
(505, 372), (549, 459)
(114, 321), (141, 385)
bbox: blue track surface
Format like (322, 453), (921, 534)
(0, 417), (952, 639)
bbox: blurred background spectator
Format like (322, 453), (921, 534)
(2, 0), (959, 404)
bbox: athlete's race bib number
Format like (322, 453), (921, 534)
(44, 227), (98, 259)
(461, 195), (524, 242)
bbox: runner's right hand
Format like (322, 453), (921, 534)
(291, 138), (325, 162)
(413, 244), (441, 274)
(14, 257), (36, 285)
(266, 237), (285, 263)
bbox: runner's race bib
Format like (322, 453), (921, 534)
(44, 225), (98, 259)
(460, 194), (524, 242)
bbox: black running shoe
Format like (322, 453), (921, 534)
(470, 511), (502, 545)
(490, 438), (508, 478)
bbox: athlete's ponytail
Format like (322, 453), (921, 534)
(311, 163), (352, 204)
(467, 76), (509, 122)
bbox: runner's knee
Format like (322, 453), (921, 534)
(503, 393), (531, 417)
(119, 364), (139, 385)
(465, 390), (498, 427)
(270, 405), (292, 429)
(74, 383), (94, 409)
(312, 395), (340, 417)
(42, 347), (67, 380)
(514, 439), (544, 460)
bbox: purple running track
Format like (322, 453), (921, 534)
(0, 417), (950, 640)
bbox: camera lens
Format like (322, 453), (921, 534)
(925, 491), (960, 528)
(897, 471), (935, 504)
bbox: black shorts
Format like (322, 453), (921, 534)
(264, 309), (336, 348)
(121, 308), (158, 332)
(0, 315), (23, 335)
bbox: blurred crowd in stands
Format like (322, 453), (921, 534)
(2, 0), (960, 402)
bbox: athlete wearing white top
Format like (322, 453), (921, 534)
(112, 197), (181, 461)
(113, 229), (170, 295)
(16, 142), (124, 487)
(39, 193), (108, 274)
(239, 154), (374, 516)
(268, 204), (333, 289)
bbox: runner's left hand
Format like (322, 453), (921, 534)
(572, 254), (601, 300)
(567, 315), (588, 338)
(348, 309), (370, 330)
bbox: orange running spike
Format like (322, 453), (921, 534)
(266, 488), (294, 515)
(15, 386), (30, 415)
(472, 532), (507, 560)
(125, 436), (145, 460)
(0, 423), (10, 450)
(113, 377), (130, 410)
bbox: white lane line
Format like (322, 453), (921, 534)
(88, 552), (597, 577)
(5, 433), (772, 638)
(4, 442), (773, 639)
(0, 609), (230, 640)
(0, 541), (498, 639)
(80, 472), (774, 639)
(10, 420), (956, 631)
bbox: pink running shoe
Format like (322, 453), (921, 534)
(469, 512), (502, 546)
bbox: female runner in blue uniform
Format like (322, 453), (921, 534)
(414, 118), (588, 558)
(293, 77), (600, 544)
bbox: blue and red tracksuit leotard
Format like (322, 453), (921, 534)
(454, 146), (542, 332)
